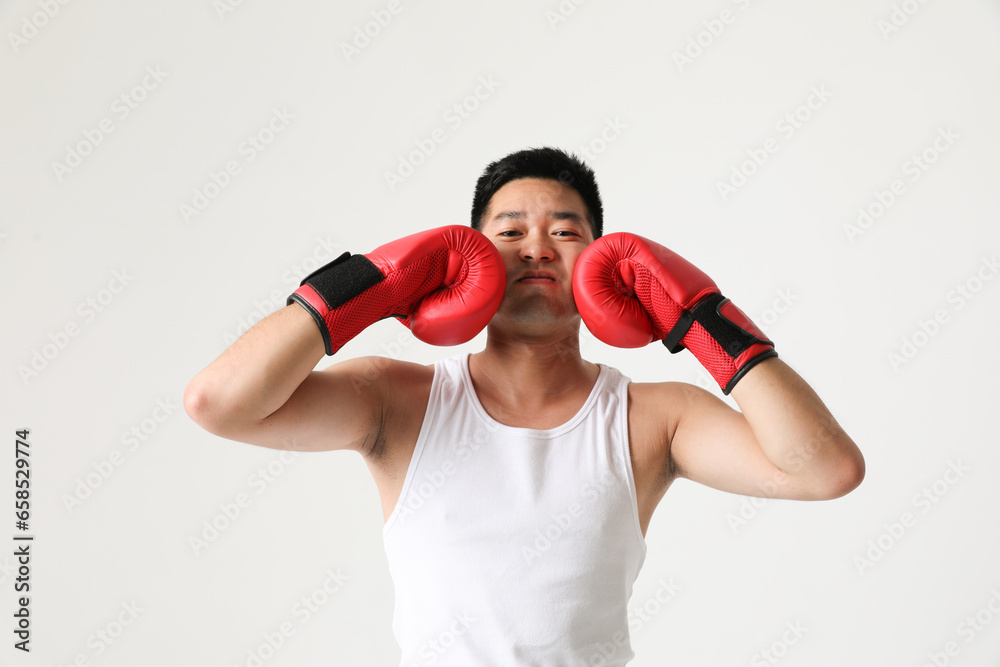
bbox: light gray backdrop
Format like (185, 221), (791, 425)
(2, 1), (999, 665)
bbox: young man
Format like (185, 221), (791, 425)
(184, 147), (864, 665)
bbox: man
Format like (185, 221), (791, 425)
(184, 147), (864, 665)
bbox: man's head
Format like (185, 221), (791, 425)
(469, 148), (605, 341)
(470, 147), (603, 240)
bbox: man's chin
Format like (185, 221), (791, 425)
(501, 296), (564, 318)
(490, 301), (580, 333)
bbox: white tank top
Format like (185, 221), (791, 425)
(382, 352), (648, 666)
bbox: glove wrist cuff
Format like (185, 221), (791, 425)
(723, 349), (778, 394)
(288, 289), (335, 355)
(286, 251), (387, 356)
(661, 292), (777, 394)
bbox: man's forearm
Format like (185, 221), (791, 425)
(729, 357), (865, 498)
(184, 304), (325, 431)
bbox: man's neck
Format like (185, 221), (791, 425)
(468, 327), (600, 423)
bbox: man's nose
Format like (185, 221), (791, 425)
(519, 234), (554, 262)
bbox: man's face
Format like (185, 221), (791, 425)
(478, 177), (595, 333)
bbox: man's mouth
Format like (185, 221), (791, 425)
(517, 271), (558, 284)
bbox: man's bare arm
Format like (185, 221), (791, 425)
(666, 357), (864, 500)
(184, 225), (504, 454)
(183, 304), (382, 453)
(729, 357), (864, 497)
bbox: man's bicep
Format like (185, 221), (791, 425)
(219, 356), (387, 454)
(667, 384), (794, 499)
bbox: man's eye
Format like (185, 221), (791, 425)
(498, 230), (521, 237)
(554, 230), (579, 237)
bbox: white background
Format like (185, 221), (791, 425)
(2, 1), (999, 665)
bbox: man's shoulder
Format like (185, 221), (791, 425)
(627, 379), (705, 405)
(626, 380), (709, 438)
(319, 355), (435, 392)
(318, 356), (436, 447)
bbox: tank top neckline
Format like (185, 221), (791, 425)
(455, 352), (612, 439)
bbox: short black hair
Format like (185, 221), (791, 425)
(470, 146), (603, 239)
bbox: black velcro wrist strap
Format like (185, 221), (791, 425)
(689, 293), (766, 358)
(662, 310), (694, 354)
(294, 251), (385, 310)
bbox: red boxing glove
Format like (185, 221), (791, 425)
(289, 225), (505, 355)
(573, 232), (776, 394)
